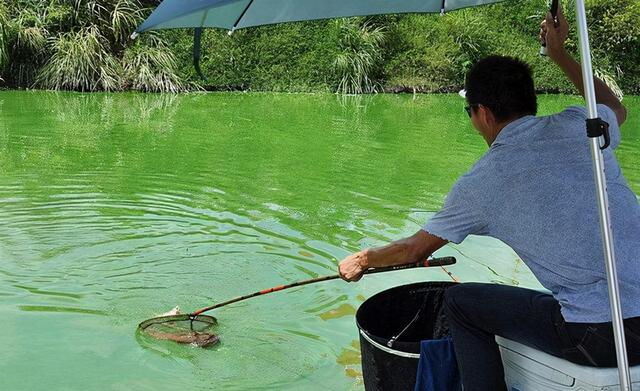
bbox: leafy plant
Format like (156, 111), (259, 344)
(594, 67), (624, 101)
(333, 18), (386, 94)
(122, 34), (188, 93)
(0, 1), (8, 71)
(36, 26), (121, 91)
(587, 0), (640, 94)
(109, 0), (144, 45)
(2, 8), (51, 86)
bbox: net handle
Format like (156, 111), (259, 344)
(191, 256), (456, 316)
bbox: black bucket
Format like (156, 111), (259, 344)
(356, 281), (456, 391)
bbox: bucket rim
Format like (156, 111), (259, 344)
(359, 329), (421, 359)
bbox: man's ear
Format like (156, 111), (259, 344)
(478, 105), (497, 127)
(476, 105), (489, 128)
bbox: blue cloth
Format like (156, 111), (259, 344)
(414, 338), (461, 391)
(423, 104), (640, 323)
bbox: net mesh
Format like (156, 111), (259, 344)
(138, 314), (219, 347)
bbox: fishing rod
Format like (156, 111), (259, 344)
(138, 256), (457, 347)
(191, 256), (457, 316)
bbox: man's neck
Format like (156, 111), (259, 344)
(485, 115), (527, 146)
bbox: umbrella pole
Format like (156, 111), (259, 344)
(575, 0), (632, 388)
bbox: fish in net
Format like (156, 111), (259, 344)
(138, 307), (219, 348)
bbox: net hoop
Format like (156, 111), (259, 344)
(138, 314), (217, 331)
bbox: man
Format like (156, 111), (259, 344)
(339, 6), (640, 390)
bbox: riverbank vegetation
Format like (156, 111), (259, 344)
(0, 0), (638, 94)
(0, 0), (187, 92)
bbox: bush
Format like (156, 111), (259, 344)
(0, 1), (9, 72)
(334, 18), (386, 94)
(382, 14), (461, 91)
(1, 6), (50, 86)
(587, 0), (640, 94)
(122, 34), (189, 93)
(165, 20), (341, 92)
(36, 26), (121, 91)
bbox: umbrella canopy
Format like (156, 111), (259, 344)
(134, 0), (503, 34)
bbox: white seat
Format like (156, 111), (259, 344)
(496, 336), (640, 390)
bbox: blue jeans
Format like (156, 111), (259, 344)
(443, 283), (640, 391)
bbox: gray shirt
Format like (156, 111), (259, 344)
(424, 104), (640, 323)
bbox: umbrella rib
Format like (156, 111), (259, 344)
(231, 0), (255, 31)
(199, 8), (209, 28)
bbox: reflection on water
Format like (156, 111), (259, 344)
(338, 340), (364, 385)
(0, 91), (638, 390)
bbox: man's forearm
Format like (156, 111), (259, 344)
(338, 230), (447, 281)
(361, 230), (447, 269)
(553, 49), (626, 121)
(364, 240), (420, 269)
(542, 4), (626, 123)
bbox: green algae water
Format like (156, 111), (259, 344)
(0, 91), (638, 390)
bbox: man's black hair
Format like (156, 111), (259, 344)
(465, 55), (537, 122)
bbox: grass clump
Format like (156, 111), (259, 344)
(122, 34), (189, 93)
(37, 26), (121, 91)
(334, 18), (386, 94)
